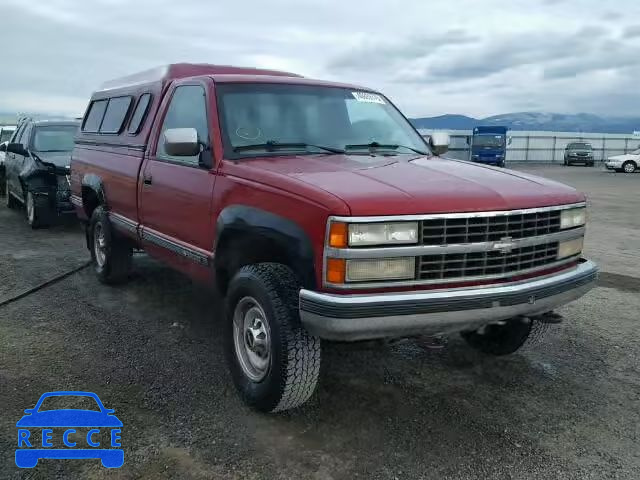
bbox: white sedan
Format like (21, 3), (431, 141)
(605, 149), (639, 173)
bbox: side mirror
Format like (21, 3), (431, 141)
(429, 132), (450, 156)
(24, 409), (34, 414)
(507, 136), (513, 145)
(0, 142), (7, 152)
(105, 408), (115, 414)
(7, 143), (28, 156)
(163, 128), (201, 157)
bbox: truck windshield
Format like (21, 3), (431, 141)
(473, 135), (504, 148)
(216, 83), (428, 158)
(32, 125), (77, 153)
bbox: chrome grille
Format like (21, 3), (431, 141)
(420, 210), (561, 246)
(418, 242), (560, 281)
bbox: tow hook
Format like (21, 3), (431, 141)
(531, 311), (563, 324)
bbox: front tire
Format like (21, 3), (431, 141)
(225, 263), (321, 413)
(89, 206), (132, 284)
(623, 161), (637, 173)
(25, 191), (52, 229)
(461, 318), (535, 355)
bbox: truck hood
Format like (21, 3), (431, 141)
(34, 151), (72, 169)
(244, 154), (584, 215)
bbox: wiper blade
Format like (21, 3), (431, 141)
(345, 142), (427, 155)
(233, 141), (345, 154)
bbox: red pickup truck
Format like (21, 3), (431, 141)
(71, 63), (598, 412)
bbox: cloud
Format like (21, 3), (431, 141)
(327, 29), (477, 71)
(2, 0), (640, 119)
(420, 27), (610, 81)
(622, 24), (640, 38)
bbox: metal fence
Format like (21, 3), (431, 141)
(420, 129), (640, 164)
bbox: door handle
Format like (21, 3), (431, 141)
(143, 174), (153, 186)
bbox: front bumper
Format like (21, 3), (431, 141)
(299, 259), (598, 341)
(605, 161), (622, 170)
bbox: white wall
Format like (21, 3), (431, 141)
(420, 129), (640, 163)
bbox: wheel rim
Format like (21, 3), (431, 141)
(26, 193), (35, 223)
(624, 163), (635, 173)
(94, 223), (107, 267)
(233, 296), (271, 382)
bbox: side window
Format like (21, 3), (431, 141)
(157, 85), (208, 165)
(99, 96), (132, 134)
(82, 100), (108, 133)
(128, 93), (152, 134)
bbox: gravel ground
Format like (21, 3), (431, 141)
(0, 165), (638, 479)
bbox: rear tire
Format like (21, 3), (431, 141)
(25, 191), (52, 229)
(225, 263), (321, 413)
(623, 161), (637, 173)
(89, 206), (132, 284)
(5, 180), (19, 209)
(461, 318), (534, 355)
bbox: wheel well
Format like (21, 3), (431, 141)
(81, 186), (100, 219)
(214, 230), (314, 294)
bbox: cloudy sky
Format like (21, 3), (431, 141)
(2, 0), (639, 118)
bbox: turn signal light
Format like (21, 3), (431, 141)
(326, 258), (346, 284)
(328, 222), (348, 248)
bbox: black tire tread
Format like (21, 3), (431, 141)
(27, 192), (52, 229)
(228, 263), (320, 412)
(89, 206), (132, 285)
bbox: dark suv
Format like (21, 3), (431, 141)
(564, 142), (594, 167)
(3, 119), (79, 228)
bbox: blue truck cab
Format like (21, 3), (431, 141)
(470, 126), (509, 167)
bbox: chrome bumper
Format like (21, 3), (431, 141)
(299, 260), (598, 341)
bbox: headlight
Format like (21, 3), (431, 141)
(347, 222), (418, 247)
(560, 207), (586, 229)
(558, 237), (584, 259)
(346, 257), (415, 282)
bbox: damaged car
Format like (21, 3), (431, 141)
(3, 119), (79, 228)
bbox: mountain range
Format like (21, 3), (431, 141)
(409, 112), (640, 134)
(2, 110), (639, 135)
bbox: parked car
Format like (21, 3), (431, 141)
(563, 142), (594, 166)
(0, 141), (7, 195)
(3, 119), (79, 228)
(0, 125), (16, 143)
(0, 126), (15, 196)
(605, 148), (639, 173)
(71, 63), (598, 413)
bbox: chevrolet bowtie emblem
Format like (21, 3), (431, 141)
(493, 236), (515, 254)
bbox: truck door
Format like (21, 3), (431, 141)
(138, 79), (217, 278)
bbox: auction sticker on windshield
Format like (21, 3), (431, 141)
(352, 91), (385, 104)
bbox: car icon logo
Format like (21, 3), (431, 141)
(15, 391), (123, 468)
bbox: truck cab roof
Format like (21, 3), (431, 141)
(96, 63), (367, 93)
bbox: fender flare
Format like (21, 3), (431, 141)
(81, 174), (107, 211)
(215, 205), (317, 289)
